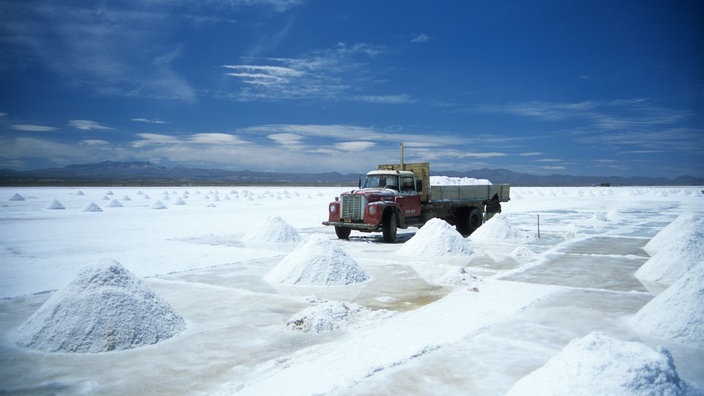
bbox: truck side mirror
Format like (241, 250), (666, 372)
(416, 180), (423, 191)
(358, 177), (362, 188)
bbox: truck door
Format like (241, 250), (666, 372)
(396, 175), (421, 218)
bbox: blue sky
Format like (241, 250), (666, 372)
(1, 0), (702, 178)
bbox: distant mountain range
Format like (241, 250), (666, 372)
(0, 161), (702, 186)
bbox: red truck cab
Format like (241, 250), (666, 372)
(324, 169), (422, 242)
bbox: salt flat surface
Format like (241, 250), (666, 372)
(1, 185), (703, 395)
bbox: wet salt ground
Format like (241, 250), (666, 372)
(502, 237), (649, 292)
(1, 186), (703, 395)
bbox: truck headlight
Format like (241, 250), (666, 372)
(329, 204), (337, 213)
(368, 205), (376, 215)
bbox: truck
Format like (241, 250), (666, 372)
(322, 161), (510, 243)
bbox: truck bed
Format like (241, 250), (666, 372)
(429, 184), (510, 202)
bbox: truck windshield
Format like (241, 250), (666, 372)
(363, 175), (399, 190)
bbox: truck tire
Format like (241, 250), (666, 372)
(467, 207), (483, 235)
(335, 226), (351, 239)
(382, 210), (397, 243)
(456, 207), (483, 236)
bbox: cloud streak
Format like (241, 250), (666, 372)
(476, 98), (699, 156)
(478, 98), (690, 127)
(132, 118), (167, 124)
(11, 124), (57, 132)
(1, 3), (198, 100)
(69, 120), (113, 131)
(223, 44), (411, 103)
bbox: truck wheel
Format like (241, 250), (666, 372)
(335, 226), (351, 239)
(457, 207), (483, 236)
(467, 208), (483, 235)
(382, 210), (397, 243)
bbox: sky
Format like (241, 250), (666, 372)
(1, 0), (702, 178)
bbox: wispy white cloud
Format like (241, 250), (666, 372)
(132, 118), (167, 124)
(11, 124), (57, 132)
(245, 124), (382, 140)
(410, 33), (429, 43)
(477, 100), (599, 121)
(335, 141), (375, 151)
(1, 3), (196, 100)
(190, 133), (247, 145)
(476, 98), (699, 156)
(223, 43), (409, 103)
(478, 98), (690, 127)
(459, 152), (507, 159)
(132, 133), (181, 148)
(268, 133), (305, 149)
(69, 120), (113, 131)
(121, 123), (495, 171)
(354, 95), (415, 104)
(220, 0), (306, 13)
(243, 124), (465, 147)
(0, 137), (111, 167)
(132, 132), (249, 148)
(223, 65), (304, 86)
(578, 127), (701, 154)
(80, 139), (110, 146)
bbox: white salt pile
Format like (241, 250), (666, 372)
(469, 213), (533, 241)
(643, 214), (701, 256)
(511, 246), (538, 263)
(107, 199), (123, 208)
(430, 176), (492, 185)
(506, 332), (697, 396)
(16, 260), (185, 353)
(635, 214), (704, 290)
(398, 218), (474, 256)
(173, 198), (187, 205)
(438, 266), (483, 288)
(264, 236), (369, 286)
(286, 298), (394, 333)
(243, 215), (301, 244)
(9, 193), (25, 201)
(151, 200), (167, 209)
(47, 199), (65, 209)
(83, 202), (103, 212)
(632, 265), (704, 348)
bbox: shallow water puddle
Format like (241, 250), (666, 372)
(502, 236), (649, 292)
(563, 236), (649, 256)
(504, 254), (648, 291)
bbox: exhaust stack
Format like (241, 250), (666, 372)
(400, 143), (405, 170)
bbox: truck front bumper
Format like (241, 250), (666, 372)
(322, 221), (380, 231)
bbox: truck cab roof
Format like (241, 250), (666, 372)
(366, 170), (415, 177)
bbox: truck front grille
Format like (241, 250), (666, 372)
(341, 194), (366, 221)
